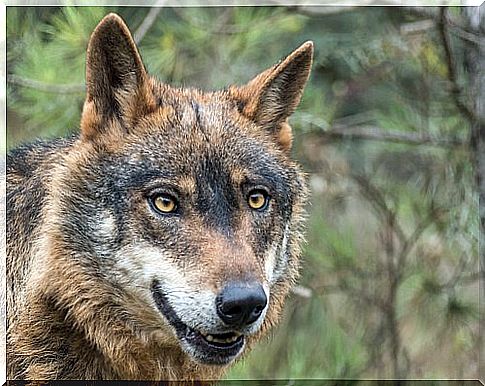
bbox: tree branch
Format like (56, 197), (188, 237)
(439, 7), (477, 124)
(404, 7), (485, 46)
(290, 285), (313, 298)
(317, 282), (388, 311)
(271, 3), (358, 17)
(7, 74), (85, 94)
(397, 212), (435, 275)
(8, 6), (164, 95)
(133, 4), (164, 44)
(295, 113), (468, 148)
(351, 174), (407, 246)
(296, 112), (466, 148)
(318, 124), (466, 148)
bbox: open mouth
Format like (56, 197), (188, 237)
(151, 280), (245, 365)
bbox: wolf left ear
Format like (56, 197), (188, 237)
(230, 41), (313, 151)
(80, 13), (156, 141)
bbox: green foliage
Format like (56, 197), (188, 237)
(229, 297), (367, 379)
(6, 6), (479, 380)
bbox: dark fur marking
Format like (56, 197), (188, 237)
(192, 100), (202, 126)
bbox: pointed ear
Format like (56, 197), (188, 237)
(230, 41), (313, 151)
(80, 13), (156, 141)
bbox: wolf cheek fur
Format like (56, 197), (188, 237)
(7, 13), (313, 380)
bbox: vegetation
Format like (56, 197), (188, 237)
(6, 6), (482, 379)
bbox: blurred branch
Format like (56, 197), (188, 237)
(7, 74), (85, 94)
(272, 4), (483, 46)
(400, 19), (435, 35)
(298, 112), (466, 148)
(404, 7), (485, 46)
(171, 8), (288, 35)
(439, 8), (477, 124)
(440, 253), (483, 291)
(397, 212), (436, 275)
(457, 271), (485, 285)
(448, 23), (484, 46)
(352, 174), (406, 246)
(290, 285), (313, 298)
(7, 6), (164, 95)
(319, 124), (466, 148)
(335, 265), (383, 280)
(361, 320), (387, 377)
(271, 3), (358, 16)
(133, 5), (164, 44)
(317, 283), (387, 310)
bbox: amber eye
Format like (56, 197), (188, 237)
(247, 190), (269, 211)
(152, 194), (178, 214)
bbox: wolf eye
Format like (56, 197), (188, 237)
(247, 190), (269, 211)
(152, 194), (178, 214)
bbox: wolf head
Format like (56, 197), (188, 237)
(45, 13), (312, 370)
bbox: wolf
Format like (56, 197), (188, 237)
(6, 13), (313, 380)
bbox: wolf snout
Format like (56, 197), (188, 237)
(215, 282), (267, 328)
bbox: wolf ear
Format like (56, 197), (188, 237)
(80, 13), (156, 141)
(230, 42), (313, 151)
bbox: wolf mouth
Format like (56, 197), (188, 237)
(151, 280), (245, 365)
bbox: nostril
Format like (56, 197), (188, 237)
(248, 304), (264, 324)
(216, 282), (267, 328)
(223, 305), (243, 318)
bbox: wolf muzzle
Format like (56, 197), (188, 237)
(151, 279), (268, 365)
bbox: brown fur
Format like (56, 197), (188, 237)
(7, 13), (312, 381)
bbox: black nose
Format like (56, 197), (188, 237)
(216, 282), (267, 328)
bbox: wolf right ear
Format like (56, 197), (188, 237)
(229, 42), (313, 152)
(80, 13), (156, 141)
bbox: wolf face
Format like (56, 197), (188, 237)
(64, 102), (306, 365)
(7, 13), (312, 379)
(59, 13), (311, 367)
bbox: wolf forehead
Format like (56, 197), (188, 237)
(122, 89), (286, 164)
(88, 123), (301, 209)
(83, 86), (301, 187)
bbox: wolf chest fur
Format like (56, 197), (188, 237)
(7, 13), (313, 380)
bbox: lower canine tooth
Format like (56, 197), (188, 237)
(206, 335), (214, 342)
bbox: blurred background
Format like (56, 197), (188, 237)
(6, 6), (483, 380)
